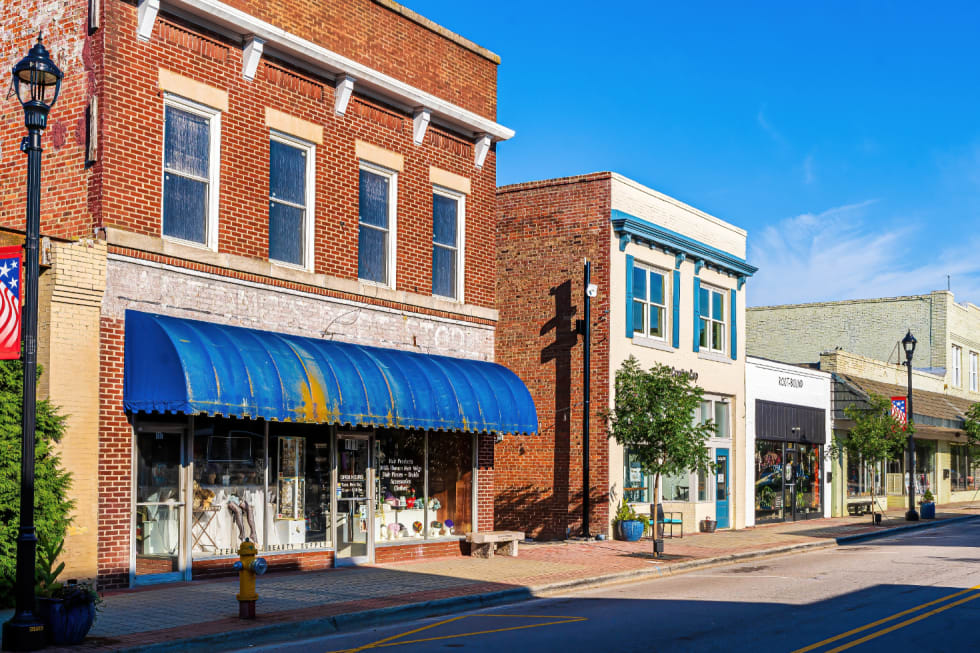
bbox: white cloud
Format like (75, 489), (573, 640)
(747, 201), (980, 307)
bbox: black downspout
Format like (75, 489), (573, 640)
(581, 259), (591, 538)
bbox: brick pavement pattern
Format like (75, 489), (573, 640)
(28, 504), (976, 651)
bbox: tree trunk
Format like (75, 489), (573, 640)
(653, 471), (662, 539)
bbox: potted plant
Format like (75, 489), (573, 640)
(34, 536), (102, 645)
(613, 498), (643, 542)
(757, 485), (775, 510)
(919, 489), (936, 519)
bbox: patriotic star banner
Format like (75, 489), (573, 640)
(891, 396), (907, 430)
(0, 246), (22, 360)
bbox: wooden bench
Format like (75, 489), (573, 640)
(847, 500), (873, 516)
(466, 531), (524, 559)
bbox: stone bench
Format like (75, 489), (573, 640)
(466, 531), (524, 559)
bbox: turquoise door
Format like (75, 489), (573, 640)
(716, 449), (730, 529)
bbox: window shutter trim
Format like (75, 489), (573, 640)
(693, 277), (701, 352)
(625, 254), (635, 339)
(730, 288), (737, 361)
(672, 270), (680, 348)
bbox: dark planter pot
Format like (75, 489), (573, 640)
(618, 519), (644, 542)
(36, 596), (96, 645)
(920, 502), (936, 519)
(700, 519), (717, 533)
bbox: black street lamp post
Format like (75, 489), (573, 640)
(902, 330), (919, 522)
(2, 34), (63, 653)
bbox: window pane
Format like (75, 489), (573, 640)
(650, 272), (664, 305)
(428, 432), (473, 535)
(697, 469), (707, 501)
(432, 245), (456, 298)
(649, 305), (663, 338)
(714, 402), (730, 438)
(624, 448), (648, 503)
(165, 107), (209, 178)
(163, 173), (207, 243)
(377, 432), (426, 540)
(270, 140), (306, 205)
(699, 287), (709, 317)
(269, 202), (304, 265)
(633, 267), (647, 301)
(700, 401), (711, 425)
(699, 318), (708, 348)
(662, 470), (690, 501)
(359, 170), (389, 228)
(433, 195), (457, 246)
(712, 290), (724, 319)
(712, 321), (724, 352)
(358, 225), (386, 283)
(633, 300), (645, 336)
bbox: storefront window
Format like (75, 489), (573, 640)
(914, 440), (936, 496)
(951, 444), (980, 491)
(267, 424), (332, 554)
(428, 431), (474, 536)
(662, 470), (690, 502)
(755, 440), (784, 523)
(697, 469), (708, 501)
(847, 454), (883, 498)
(376, 432), (426, 541)
(192, 421), (267, 558)
(623, 448), (649, 503)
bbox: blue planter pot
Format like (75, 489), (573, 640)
(920, 502), (936, 519)
(618, 519), (643, 542)
(37, 596), (96, 645)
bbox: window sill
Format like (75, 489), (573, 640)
(162, 234), (216, 253)
(632, 335), (673, 352)
(271, 259), (313, 274)
(698, 350), (732, 364)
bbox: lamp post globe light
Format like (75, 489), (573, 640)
(2, 33), (63, 653)
(902, 330), (919, 522)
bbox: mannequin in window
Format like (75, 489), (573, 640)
(227, 491), (257, 543)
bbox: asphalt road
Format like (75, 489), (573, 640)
(237, 518), (980, 653)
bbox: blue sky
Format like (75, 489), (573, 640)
(407, 1), (980, 307)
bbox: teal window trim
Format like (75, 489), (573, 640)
(625, 254), (635, 338)
(693, 277), (701, 352)
(672, 270), (680, 348)
(729, 288), (737, 361)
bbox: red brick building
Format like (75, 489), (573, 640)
(497, 173), (756, 540)
(1, 0), (535, 589)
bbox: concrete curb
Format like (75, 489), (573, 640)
(109, 514), (979, 652)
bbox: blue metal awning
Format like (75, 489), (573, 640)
(123, 310), (538, 435)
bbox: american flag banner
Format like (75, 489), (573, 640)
(0, 246), (22, 360)
(891, 396), (907, 430)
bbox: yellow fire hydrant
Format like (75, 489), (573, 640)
(233, 538), (268, 619)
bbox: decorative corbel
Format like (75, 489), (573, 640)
(695, 259), (705, 275)
(412, 108), (431, 145)
(242, 37), (265, 81)
(474, 133), (491, 168)
(738, 276), (746, 290)
(137, 0), (159, 41)
(334, 75), (355, 116)
(674, 252), (686, 269)
(619, 233), (632, 252)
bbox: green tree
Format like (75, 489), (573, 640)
(0, 359), (73, 607)
(830, 393), (908, 520)
(962, 403), (980, 446)
(606, 357), (715, 531)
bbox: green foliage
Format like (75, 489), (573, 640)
(613, 497), (637, 523)
(0, 359), (73, 608)
(606, 357), (716, 517)
(34, 534), (66, 598)
(963, 403), (980, 446)
(921, 489), (935, 503)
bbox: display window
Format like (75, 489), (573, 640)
(914, 440), (936, 496)
(376, 432), (426, 541)
(754, 439), (822, 523)
(846, 454), (883, 498)
(950, 444), (980, 492)
(428, 431), (474, 536)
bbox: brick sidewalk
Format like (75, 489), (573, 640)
(38, 503), (980, 652)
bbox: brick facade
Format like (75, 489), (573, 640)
(495, 174), (613, 539)
(3, 0), (511, 588)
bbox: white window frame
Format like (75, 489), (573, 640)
(952, 345), (962, 387)
(431, 185), (465, 302)
(632, 263), (669, 343)
(161, 94), (221, 251)
(971, 351), (978, 392)
(357, 160), (397, 289)
(268, 130), (316, 271)
(699, 284), (727, 354)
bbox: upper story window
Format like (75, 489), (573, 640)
(632, 265), (668, 341)
(358, 163), (397, 286)
(698, 398), (731, 438)
(698, 285), (726, 354)
(432, 188), (464, 300)
(162, 96), (220, 248)
(268, 133), (315, 268)
(970, 351), (978, 392)
(952, 345), (963, 387)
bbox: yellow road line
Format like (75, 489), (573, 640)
(327, 614), (586, 653)
(824, 592), (980, 653)
(332, 615), (465, 653)
(791, 584), (980, 653)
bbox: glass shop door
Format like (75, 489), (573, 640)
(335, 434), (374, 565)
(133, 427), (190, 584)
